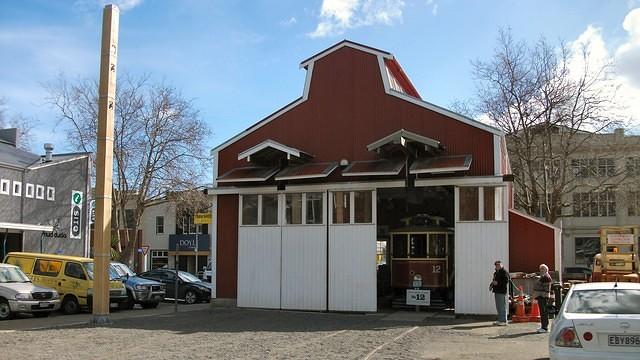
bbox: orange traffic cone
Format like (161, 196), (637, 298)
(511, 286), (528, 323)
(528, 298), (541, 322)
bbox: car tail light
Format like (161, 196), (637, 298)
(583, 332), (593, 341)
(555, 327), (582, 348)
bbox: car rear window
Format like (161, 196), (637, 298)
(565, 289), (640, 314)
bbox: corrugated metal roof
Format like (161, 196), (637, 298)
(0, 142), (40, 168)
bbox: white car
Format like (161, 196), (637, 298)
(0, 263), (61, 320)
(549, 282), (640, 359)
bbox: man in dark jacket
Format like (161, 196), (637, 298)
(490, 260), (510, 325)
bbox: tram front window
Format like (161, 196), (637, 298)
(392, 234), (408, 258)
(409, 234), (427, 258)
(429, 234), (447, 258)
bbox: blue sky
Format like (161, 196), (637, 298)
(1, 0), (639, 155)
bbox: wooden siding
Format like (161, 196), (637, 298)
(509, 210), (556, 273)
(217, 46), (495, 180)
(216, 194), (238, 298)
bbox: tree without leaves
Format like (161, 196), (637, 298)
(45, 73), (211, 266)
(471, 29), (627, 224)
(0, 97), (37, 151)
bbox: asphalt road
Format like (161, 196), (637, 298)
(0, 304), (551, 359)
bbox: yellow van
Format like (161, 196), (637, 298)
(3, 252), (127, 314)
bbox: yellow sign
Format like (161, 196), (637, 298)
(194, 212), (212, 224)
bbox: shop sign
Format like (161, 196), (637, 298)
(406, 289), (430, 306)
(70, 190), (83, 239)
(194, 212), (212, 224)
(607, 234), (634, 245)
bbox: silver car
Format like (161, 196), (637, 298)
(0, 263), (61, 320)
(549, 282), (640, 359)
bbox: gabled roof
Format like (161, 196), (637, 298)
(367, 129), (441, 152)
(0, 142), (41, 168)
(299, 40), (392, 69)
(238, 139), (312, 162)
(211, 40), (503, 156)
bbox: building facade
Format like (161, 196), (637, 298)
(208, 41), (559, 314)
(522, 128), (640, 269)
(0, 128), (91, 258)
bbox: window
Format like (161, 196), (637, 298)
(151, 250), (168, 269)
(285, 193), (302, 225)
(572, 158), (615, 178)
(459, 187), (479, 221)
(573, 190), (616, 217)
(483, 187), (504, 221)
(629, 191), (640, 216)
(241, 195), (258, 225)
(64, 262), (86, 280)
(626, 157), (640, 177)
(25, 183), (34, 198)
(409, 234), (427, 257)
(354, 191), (373, 223)
(33, 259), (62, 277)
(46, 186), (55, 201)
(12, 181), (22, 196)
(261, 194), (278, 225)
(306, 193), (323, 224)
(575, 237), (600, 265)
(332, 191), (350, 224)
(156, 216), (164, 234)
(536, 193), (561, 218)
(392, 234), (408, 258)
(0, 179), (9, 195)
(429, 233), (447, 258)
(376, 241), (387, 265)
(565, 289), (640, 314)
(35, 185), (44, 199)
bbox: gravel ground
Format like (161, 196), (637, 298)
(0, 307), (551, 359)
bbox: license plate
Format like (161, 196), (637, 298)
(608, 335), (640, 347)
(38, 302), (49, 308)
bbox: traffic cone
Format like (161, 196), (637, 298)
(511, 287), (528, 323)
(528, 298), (541, 322)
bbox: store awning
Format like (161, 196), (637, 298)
(238, 139), (312, 163)
(410, 155), (472, 174)
(274, 162), (338, 181)
(0, 222), (54, 232)
(342, 159), (405, 177)
(216, 166), (280, 183)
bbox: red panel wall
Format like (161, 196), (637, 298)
(216, 194), (238, 298)
(217, 47), (495, 179)
(509, 210), (556, 273)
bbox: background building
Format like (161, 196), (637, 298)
(509, 127), (640, 269)
(0, 128), (91, 258)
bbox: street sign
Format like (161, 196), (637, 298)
(406, 289), (430, 306)
(89, 200), (96, 224)
(70, 190), (83, 239)
(141, 245), (150, 256)
(194, 212), (212, 224)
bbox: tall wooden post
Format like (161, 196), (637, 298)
(92, 4), (119, 325)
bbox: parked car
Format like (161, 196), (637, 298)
(138, 268), (211, 304)
(549, 282), (640, 360)
(563, 266), (592, 282)
(0, 263), (61, 320)
(3, 252), (128, 314)
(110, 262), (166, 310)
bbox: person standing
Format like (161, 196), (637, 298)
(531, 264), (553, 333)
(490, 260), (510, 326)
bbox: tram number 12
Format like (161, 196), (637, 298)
(432, 265), (441, 273)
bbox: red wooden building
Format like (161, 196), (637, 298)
(209, 41), (560, 314)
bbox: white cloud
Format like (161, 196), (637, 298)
(432, 4), (438, 16)
(568, 9), (640, 125)
(280, 17), (298, 27)
(308, 0), (405, 38)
